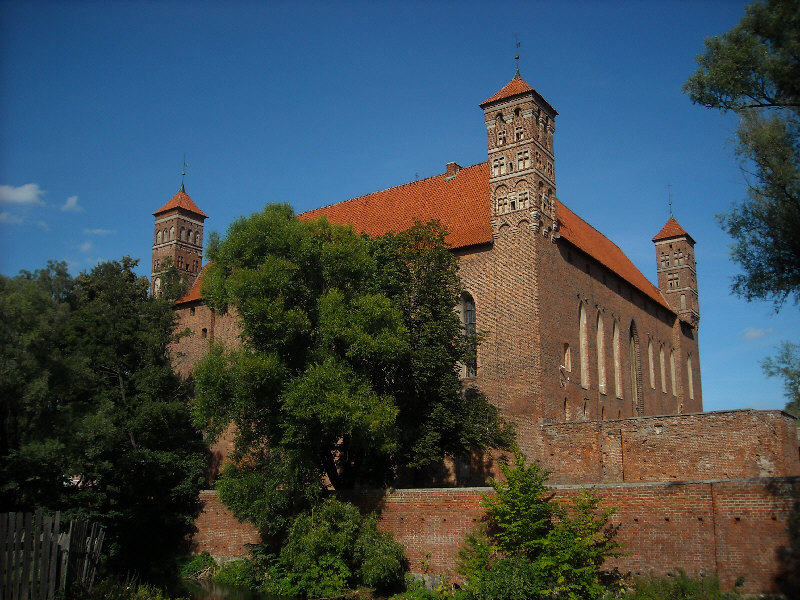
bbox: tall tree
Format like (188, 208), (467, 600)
(0, 258), (207, 581)
(191, 204), (512, 536)
(684, 0), (800, 308)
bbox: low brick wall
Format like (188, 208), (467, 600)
(194, 477), (799, 594)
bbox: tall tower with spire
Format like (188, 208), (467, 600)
(151, 183), (208, 296)
(653, 216), (699, 325)
(479, 71), (558, 238)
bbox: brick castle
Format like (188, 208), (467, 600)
(150, 72), (799, 593)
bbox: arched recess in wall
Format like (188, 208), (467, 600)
(613, 320), (622, 398)
(458, 292), (477, 377)
(579, 302), (589, 389)
(156, 230), (162, 244)
(629, 321), (644, 416)
(596, 311), (606, 394)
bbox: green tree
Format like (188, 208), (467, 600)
(684, 0), (800, 308)
(0, 258), (207, 582)
(191, 204), (511, 536)
(458, 453), (620, 600)
(762, 341), (800, 418)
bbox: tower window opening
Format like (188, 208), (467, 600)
(517, 150), (530, 170)
(515, 126), (524, 141)
(497, 130), (507, 146)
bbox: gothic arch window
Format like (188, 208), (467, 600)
(629, 321), (643, 415)
(194, 231), (200, 245)
(596, 312), (606, 394)
(659, 345), (666, 393)
(613, 320), (622, 398)
(563, 343), (572, 372)
(169, 226), (175, 241)
(458, 292), (477, 377)
(579, 302), (589, 388)
(670, 350), (677, 396)
(648, 339), (655, 389)
(687, 355), (695, 400)
(163, 228), (168, 242)
(180, 227), (186, 241)
(156, 230), (162, 244)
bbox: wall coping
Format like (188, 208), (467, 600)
(539, 407), (798, 425)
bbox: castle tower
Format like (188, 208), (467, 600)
(653, 216), (699, 325)
(151, 183), (207, 296)
(479, 71), (558, 238)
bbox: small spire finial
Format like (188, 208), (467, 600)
(667, 183), (673, 218)
(181, 154), (190, 191)
(514, 35), (521, 77)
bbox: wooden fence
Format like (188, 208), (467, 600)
(0, 512), (104, 600)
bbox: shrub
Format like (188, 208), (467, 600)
(214, 558), (259, 589)
(260, 497), (406, 597)
(178, 551), (216, 579)
(623, 569), (742, 600)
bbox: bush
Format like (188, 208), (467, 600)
(458, 452), (620, 600)
(178, 551), (216, 579)
(214, 559), (259, 589)
(260, 498), (406, 597)
(622, 570), (742, 600)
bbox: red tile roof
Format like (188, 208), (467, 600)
(652, 216), (694, 244)
(480, 74), (535, 106)
(154, 186), (208, 218)
(177, 269), (205, 303)
(300, 163), (493, 250)
(557, 203), (672, 311)
(300, 161), (673, 313)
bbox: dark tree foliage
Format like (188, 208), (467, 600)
(684, 0), (800, 308)
(762, 341), (800, 418)
(192, 204), (512, 537)
(0, 258), (206, 582)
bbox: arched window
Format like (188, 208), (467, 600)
(153, 277), (161, 297)
(563, 343), (572, 371)
(180, 227), (185, 241)
(648, 340), (655, 389)
(156, 230), (162, 244)
(194, 231), (200, 244)
(659, 345), (666, 393)
(613, 320), (622, 398)
(629, 322), (643, 415)
(670, 350), (677, 396)
(169, 226), (175, 241)
(579, 303), (589, 388)
(596, 312), (606, 393)
(459, 292), (477, 377)
(687, 355), (695, 400)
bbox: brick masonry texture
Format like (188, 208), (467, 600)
(191, 490), (260, 558)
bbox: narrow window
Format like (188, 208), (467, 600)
(659, 346), (666, 393)
(613, 321), (622, 398)
(180, 227), (185, 241)
(680, 294), (687, 310)
(596, 312), (606, 393)
(497, 130), (507, 146)
(687, 356), (694, 400)
(509, 194), (516, 212)
(583, 401), (588, 420)
(515, 126), (524, 141)
(670, 350), (677, 396)
(201, 328), (208, 339)
(648, 340), (655, 389)
(169, 226), (175, 241)
(190, 306), (196, 316)
(564, 398), (569, 421)
(459, 292), (477, 377)
(496, 196), (508, 214)
(629, 322), (642, 415)
(156, 230), (163, 244)
(499, 156), (506, 175)
(519, 190), (529, 209)
(563, 343), (572, 371)
(579, 303), (589, 388)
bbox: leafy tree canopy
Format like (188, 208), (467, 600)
(0, 258), (206, 581)
(762, 341), (800, 419)
(684, 0), (800, 308)
(191, 204), (512, 535)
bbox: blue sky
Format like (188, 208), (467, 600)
(1, 0), (797, 413)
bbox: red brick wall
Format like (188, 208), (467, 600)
(532, 410), (800, 485)
(191, 490), (261, 558)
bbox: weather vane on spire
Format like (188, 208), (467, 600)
(514, 34), (521, 76)
(181, 154), (190, 191)
(667, 183), (673, 217)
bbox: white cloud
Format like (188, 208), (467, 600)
(743, 327), (774, 341)
(83, 228), (116, 235)
(79, 241), (93, 252)
(0, 183), (46, 205)
(61, 195), (83, 212)
(35, 220), (50, 231)
(0, 211), (23, 224)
